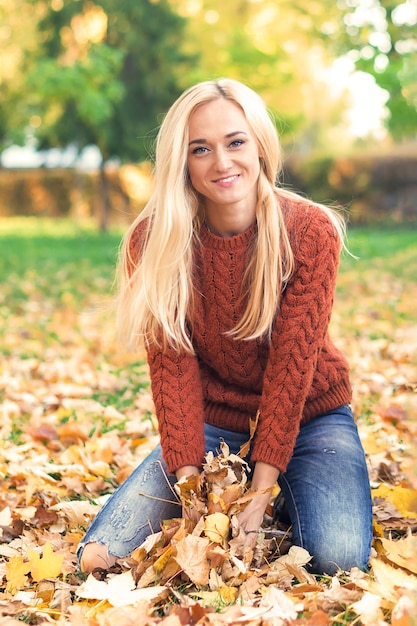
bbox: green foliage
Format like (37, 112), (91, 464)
(336, 0), (417, 140)
(25, 0), (195, 162)
(1, 0), (417, 161)
(0, 0), (42, 151)
(28, 45), (125, 146)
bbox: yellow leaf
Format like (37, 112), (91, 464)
(27, 542), (65, 582)
(373, 519), (384, 537)
(372, 485), (417, 519)
(207, 492), (226, 514)
(204, 513), (230, 545)
(355, 557), (417, 606)
(221, 484), (245, 508)
(153, 544), (182, 581)
(380, 533), (417, 575)
(6, 555), (31, 595)
(219, 585), (238, 603)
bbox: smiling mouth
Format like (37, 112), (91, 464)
(214, 174), (240, 183)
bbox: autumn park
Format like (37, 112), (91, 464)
(1, 1), (417, 625)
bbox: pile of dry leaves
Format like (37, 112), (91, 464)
(0, 228), (416, 625)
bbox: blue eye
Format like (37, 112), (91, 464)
(192, 146), (208, 155)
(229, 139), (245, 148)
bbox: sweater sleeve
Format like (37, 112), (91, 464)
(129, 221), (206, 475)
(146, 343), (206, 474)
(250, 204), (342, 472)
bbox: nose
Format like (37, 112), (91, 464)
(214, 148), (232, 172)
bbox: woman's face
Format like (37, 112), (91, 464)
(187, 98), (261, 220)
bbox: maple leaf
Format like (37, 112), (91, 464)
(5, 555), (31, 595)
(379, 532), (417, 574)
(237, 586), (304, 624)
(173, 534), (211, 586)
(26, 542), (65, 582)
(391, 593), (417, 626)
(351, 592), (387, 626)
(50, 496), (110, 524)
(355, 557), (417, 606)
(192, 585), (238, 607)
(265, 545), (312, 585)
(76, 570), (169, 607)
(373, 484), (417, 519)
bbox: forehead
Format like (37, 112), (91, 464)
(188, 99), (249, 135)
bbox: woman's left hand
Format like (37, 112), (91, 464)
(237, 490), (272, 547)
(237, 461), (280, 547)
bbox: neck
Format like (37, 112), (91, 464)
(204, 207), (256, 238)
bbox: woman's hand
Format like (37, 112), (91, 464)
(175, 465), (200, 481)
(175, 465), (200, 522)
(237, 490), (272, 546)
(237, 461), (279, 547)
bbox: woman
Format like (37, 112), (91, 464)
(78, 78), (372, 576)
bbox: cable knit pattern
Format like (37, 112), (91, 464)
(144, 197), (352, 474)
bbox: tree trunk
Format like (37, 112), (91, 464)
(98, 161), (111, 232)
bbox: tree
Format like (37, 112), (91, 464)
(0, 1), (42, 158)
(335, 0), (417, 140)
(168, 0), (357, 149)
(25, 0), (195, 229)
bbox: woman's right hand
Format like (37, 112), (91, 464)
(175, 465), (200, 481)
(175, 465), (201, 522)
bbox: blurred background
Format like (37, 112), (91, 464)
(0, 0), (416, 230)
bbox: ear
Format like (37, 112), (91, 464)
(257, 143), (264, 159)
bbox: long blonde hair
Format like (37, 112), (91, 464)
(116, 78), (345, 353)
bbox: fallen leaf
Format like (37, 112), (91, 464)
(204, 513), (230, 545)
(373, 484), (417, 519)
(379, 532), (417, 574)
(391, 593), (417, 626)
(27, 542), (65, 582)
(355, 558), (417, 605)
(0, 506), (12, 526)
(76, 570), (169, 607)
(351, 592), (387, 626)
(173, 534), (211, 586)
(5, 555), (31, 595)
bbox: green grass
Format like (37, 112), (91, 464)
(1, 217), (416, 271)
(1, 216), (416, 307)
(0, 217), (124, 308)
(0, 216), (123, 279)
(342, 225), (417, 277)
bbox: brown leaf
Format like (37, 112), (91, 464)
(173, 534), (211, 586)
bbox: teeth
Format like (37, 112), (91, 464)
(218, 175), (237, 183)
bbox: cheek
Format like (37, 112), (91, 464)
(187, 163), (205, 190)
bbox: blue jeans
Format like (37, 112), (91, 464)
(77, 405), (372, 575)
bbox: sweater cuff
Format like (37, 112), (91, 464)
(250, 444), (292, 474)
(162, 445), (206, 476)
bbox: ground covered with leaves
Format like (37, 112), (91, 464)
(0, 218), (416, 625)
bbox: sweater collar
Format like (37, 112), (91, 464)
(200, 221), (257, 250)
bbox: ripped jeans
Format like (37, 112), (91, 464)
(77, 404), (372, 575)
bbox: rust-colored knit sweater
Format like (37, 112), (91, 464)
(143, 197), (352, 474)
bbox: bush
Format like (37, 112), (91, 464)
(283, 153), (417, 224)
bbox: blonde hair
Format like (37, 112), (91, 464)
(117, 78), (346, 353)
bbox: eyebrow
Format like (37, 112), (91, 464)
(188, 130), (248, 146)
